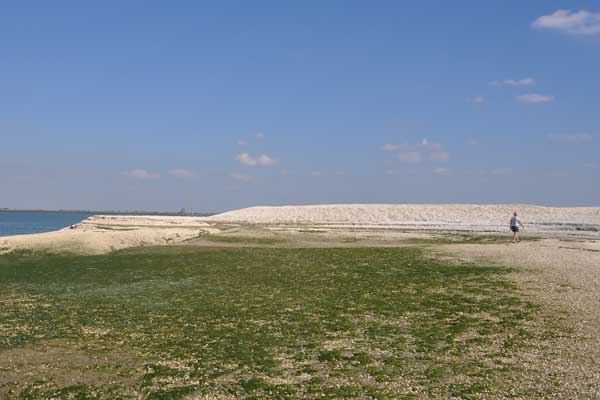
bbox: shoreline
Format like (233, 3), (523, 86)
(0, 208), (216, 217)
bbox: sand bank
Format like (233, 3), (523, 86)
(206, 204), (600, 235)
(0, 215), (219, 255)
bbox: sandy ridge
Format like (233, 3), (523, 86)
(206, 204), (600, 234)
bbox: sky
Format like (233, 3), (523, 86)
(1, 1), (599, 212)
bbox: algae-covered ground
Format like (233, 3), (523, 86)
(0, 244), (550, 399)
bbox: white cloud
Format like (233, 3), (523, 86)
(237, 153), (257, 166)
(491, 78), (535, 86)
(516, 93), (554, 104)
(230, 173), (253, 182)
(257, 154), (277, 166)
(310, 171), (322, 176)
(236, 153), (278, 167)
(546, 133), (593, 143)
(254, 132), (265, 140)
(532, 9), (600, 35)
(237, 140), (247, 146)
(169, 168), (194, 178)
(384, 138), (449, 164)
(122, 169), (160, 180)
(470, 96), (485, 104)
(433, 168), (449, 175)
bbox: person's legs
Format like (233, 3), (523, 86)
(512, 227), (520, 242)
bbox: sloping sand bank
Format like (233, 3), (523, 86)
(206, 204), (600, 235)
(0, 215), (218, 255)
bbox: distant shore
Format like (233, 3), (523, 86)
(0, 208), (216, 217)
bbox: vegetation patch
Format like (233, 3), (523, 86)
(201, 235), (286, 245)
(403, 234), (541, 245)
(0, 246), (547, 398)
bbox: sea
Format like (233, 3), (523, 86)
(0, 211), (93, 237)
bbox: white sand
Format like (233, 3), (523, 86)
(1, 204), (599, 254)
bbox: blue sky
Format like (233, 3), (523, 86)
(1, 1), (599, 211)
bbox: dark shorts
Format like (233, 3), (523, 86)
(511, 226), (519, 233)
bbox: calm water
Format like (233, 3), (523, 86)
(0, 212), (93, 237)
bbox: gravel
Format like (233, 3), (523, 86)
(441, 238), (600, 398)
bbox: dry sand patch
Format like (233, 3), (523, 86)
(0, 339), (145, 397)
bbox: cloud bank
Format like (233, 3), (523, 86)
(491, 78), (535, 86)
(516, 93), (554, 104)
(532, 9), (600, 35)
(236, 153), (278, 167)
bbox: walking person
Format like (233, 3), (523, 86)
(510, 211), (524, 243)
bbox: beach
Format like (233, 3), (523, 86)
(2, 205), (600, 397)
(1, 204), (599, 255)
